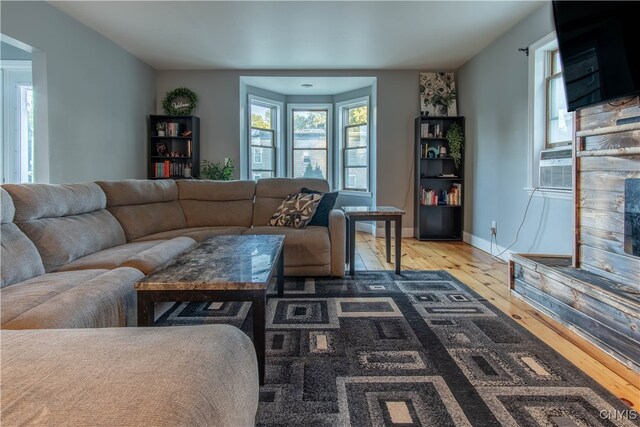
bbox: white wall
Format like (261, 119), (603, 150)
(157, 69), (420, 231)
(1, 1), (156, 183)
(457, 3), (573, 257)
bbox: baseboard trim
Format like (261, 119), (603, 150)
(374, 226), (415, 238)
(463, 231), (512, 262)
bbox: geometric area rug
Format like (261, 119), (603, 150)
(156, 270), (635, 426)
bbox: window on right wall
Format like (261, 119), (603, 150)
(528, 34), (574, 196)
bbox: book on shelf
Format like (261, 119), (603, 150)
(420, 123), (442, 138)
(419, 183), (462, 206)
(152, 161), (192, 179)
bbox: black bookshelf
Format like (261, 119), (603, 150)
(414, 116), (465, 241)
(148, 115), (200, 179)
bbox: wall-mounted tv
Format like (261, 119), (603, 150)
(552, 1), (640, 112)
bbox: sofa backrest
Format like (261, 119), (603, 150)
(96, 179), (187, 241)
(2, 183), (125, 273)
(1, 188), (46, 287)
(177, 180), (256, 228)
(253, 178), (329, 226)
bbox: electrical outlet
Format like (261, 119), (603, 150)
(490, 221), (497, 236)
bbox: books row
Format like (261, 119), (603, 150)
(420, 122), (443, 138)
(419, 183), (462, 206)
(152, 161), (193, 178)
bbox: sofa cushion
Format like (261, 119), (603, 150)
(1, 223), (46, 288)
(268, 192), (324, 228)
(1, 269), (106, 326)
(97, 179), (179, 206)
(2, 183), (126, 273)
(253, 178), (329, 226)
(1, 189), (45, 288)
(53, 237), (196, 275)
(18, 211), (127, 272)
(1, 267), (142, 329)
(177, 180), (256, 227)
(133, 226), (248, 242)
(1, 325), (259, 426)
(96, 180), (187, 241)
(3, 182), (106, 222)
(0, 187), (16, 223)
(243, 226), (330, 267)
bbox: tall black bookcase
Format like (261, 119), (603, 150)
(148, 115), (200, 179)
(414, 116), (465, 240)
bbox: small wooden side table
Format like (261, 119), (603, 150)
(342, 206), (405, 275)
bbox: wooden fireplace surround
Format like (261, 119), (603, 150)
(510, 96), (640, 376)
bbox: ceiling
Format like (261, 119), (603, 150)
(50, 1), (545, 71)
(241, 76), (376, 95)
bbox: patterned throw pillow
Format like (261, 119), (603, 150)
(268, 193), (324, 229)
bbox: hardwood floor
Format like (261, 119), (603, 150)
(353, 232), (640, 408)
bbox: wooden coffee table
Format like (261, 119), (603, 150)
(135, 234), (285, 385)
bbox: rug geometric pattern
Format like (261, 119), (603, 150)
(156, 271), (636, 426)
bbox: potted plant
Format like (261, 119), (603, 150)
(156, 122), (167, 136)
(200, 158), (235, 181)
(445, 122), (464, 170)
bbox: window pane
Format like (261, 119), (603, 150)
(345, 148), (367, 167)
(20, 85), (35, 183)
(251, 147), (275, 172)
(293, 110), (327, 149)
(251, 129), (274, 147)
(251, 103), (271, 129)
(251, 171), (274, 180)
(292, 150), (327, 179)
(346, 125), (367, 148)
(348, 105), (367, 125)
(344, 167), (367, 190)
(547, 75), (574, 145)
(551, 50), (561, 75)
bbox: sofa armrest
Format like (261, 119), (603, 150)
(328, 209), (346, 277)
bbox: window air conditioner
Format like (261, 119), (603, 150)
(539, 146), (572, 189)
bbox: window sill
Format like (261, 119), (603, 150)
(524, 187), (572, 200)
(338, 190), (372, 198)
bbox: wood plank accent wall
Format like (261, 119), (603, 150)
(575, 96), (640, 285)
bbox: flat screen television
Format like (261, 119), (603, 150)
(552, 1), (640, 112)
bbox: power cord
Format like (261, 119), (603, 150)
(490, 187), (540, 261)
(402, 145), (415, 212)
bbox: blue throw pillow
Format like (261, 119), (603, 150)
(301, 187), (339, 227)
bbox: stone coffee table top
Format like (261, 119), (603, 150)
(342, 206), (405, 216)
(136, 235), (284, 291)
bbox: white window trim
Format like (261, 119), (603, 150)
(287, 103), (333, 188)
(336, 95), (372, 196)
(248, 94), (283, 179)
(526, 32), (572, 200)
(1, 60), (33, 184)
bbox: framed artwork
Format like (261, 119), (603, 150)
(419, 72), (458, 117)
(155, 142), (169, 156)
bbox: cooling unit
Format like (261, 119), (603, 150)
(539, 146), (572, 189)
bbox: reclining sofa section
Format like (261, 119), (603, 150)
(95, 177), (346, 277)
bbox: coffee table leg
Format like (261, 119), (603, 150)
(395, 216), (402, 275)
(349, 217), (356, 276)
(137, 291), (154, 327)
(385, 221), (391, 263)
(277, 249), (285, 297)
(345, 216), (350, 263)
(253, 291), (266, 386)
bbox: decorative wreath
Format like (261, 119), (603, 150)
(162, 87), (198, 115)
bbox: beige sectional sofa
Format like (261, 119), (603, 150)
(1, 177), (343, 425)
(95, 177), (346, 277)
